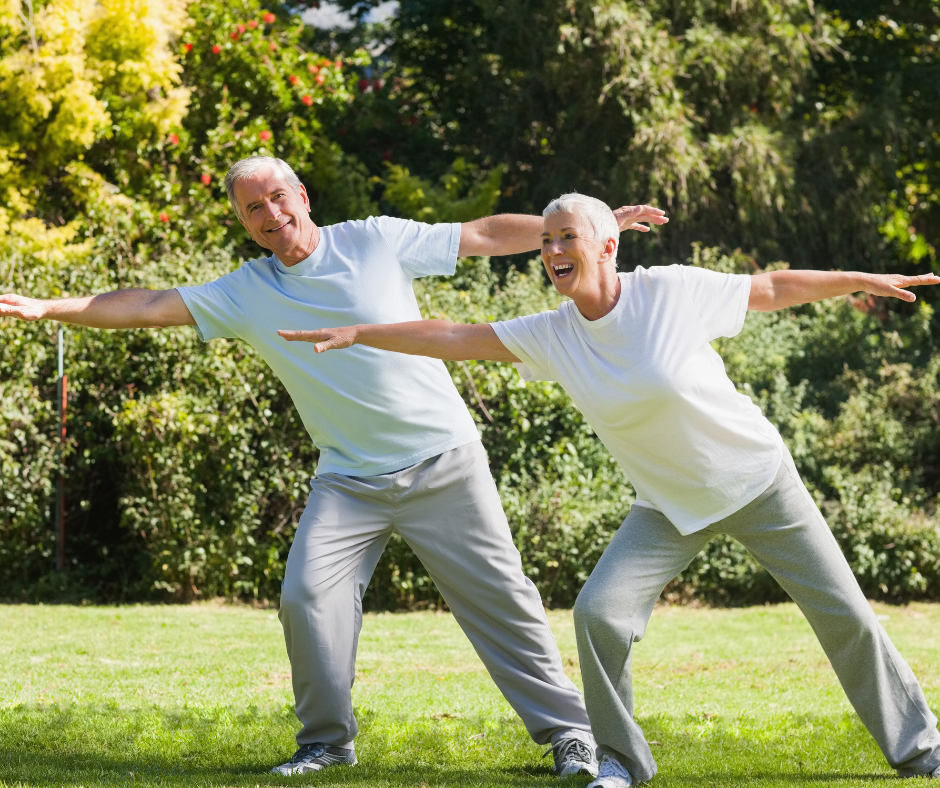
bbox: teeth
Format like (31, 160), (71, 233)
(553, 264), (574, 276)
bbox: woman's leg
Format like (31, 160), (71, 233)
(722, 453), (940, 777)
(574, 505), (712, 782)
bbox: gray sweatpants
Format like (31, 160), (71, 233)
(279, 440), (591, 747)
(574, 451), (940, 782)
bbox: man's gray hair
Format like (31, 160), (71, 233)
(543, 193), (619, 257)
(224, 155), (302, 222)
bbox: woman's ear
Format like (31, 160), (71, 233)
(598, 236), (618, 264)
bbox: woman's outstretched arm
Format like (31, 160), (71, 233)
(278, 320), (520, 362)
(748, 270), (940, 312)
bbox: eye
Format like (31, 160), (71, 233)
(564, 233), (576, 240)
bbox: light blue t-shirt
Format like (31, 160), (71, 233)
(177, 216), (480, 477)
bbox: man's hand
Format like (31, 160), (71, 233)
(278, 326), (359, 353)
(0, 294), (47, 321)
(613, 205), (669, 233)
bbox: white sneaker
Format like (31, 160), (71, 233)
(587, 754), (632, 788)
(270, 742), (357, 775)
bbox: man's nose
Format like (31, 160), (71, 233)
(261, 200), (280, 221)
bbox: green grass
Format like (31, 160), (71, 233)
(1, 601), (939, 786)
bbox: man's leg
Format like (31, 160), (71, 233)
(722, 453), (940, 777)
(278, 474), (393, 748)
(573, 504), (712, 783)
(391, 441), (592, 746)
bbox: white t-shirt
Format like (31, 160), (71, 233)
(177, 216), (480, 477)
(492, 265), (783, 535)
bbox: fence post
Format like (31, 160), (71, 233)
(55, 326), (67, 573)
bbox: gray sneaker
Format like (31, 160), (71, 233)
(271, 742), (357, 775)
(543, 736), (598, 777)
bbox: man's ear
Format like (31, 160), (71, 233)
(299, 183), (311, 211)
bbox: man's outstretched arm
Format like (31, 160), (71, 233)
(278, 320), (519, 363)
(748, 270), (940, 312)
(458, 204), (669, 257)
(0, 289), (196, 328)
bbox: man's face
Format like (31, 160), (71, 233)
(233, 166), (313, 259)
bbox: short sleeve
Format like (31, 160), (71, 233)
(678, 266), (751, 342)
(373, 216), (461, 279)
(176, 269), (245, 342)
(491, 312), (557, 383)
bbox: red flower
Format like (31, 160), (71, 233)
(212, 44), (222, 54)
(230, 31), (240, 40)
(315, 74), (325, 85)
(322, 59), (332, 68)
(358, 78), (370, 92)
(381, 150), (392, 161)
(263, 12), (276, 23)
(373, 79), (384, 91)
(308, 64), (320, 74)
(183, 43), (193, 53)
(301, 95), (313, 106)
(259, 130), (273, 141)
(749, 102), (759, 113)
(335, 59), (342, 70)
(237, 24), (246, 33)
(269, 41), (277, 51)
(201, 173), (212, 185)
(248, 19), (258, 29)
(288, 74), (299, 85)
(167, 133), (179, 145)
(159, 212), (170, 223)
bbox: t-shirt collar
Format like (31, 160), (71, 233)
(273, 228), (328, 276)
(571, 272), (628, 330)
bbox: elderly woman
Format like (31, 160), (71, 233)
(279, 194), (940, 787)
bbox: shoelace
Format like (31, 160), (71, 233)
(597, 754), (632, 780)
(542, 737), (595, 769)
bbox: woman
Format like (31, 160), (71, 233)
(278, 194), (940, 787)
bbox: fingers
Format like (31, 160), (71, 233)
(277, 329), (350, 352)
(277, 330), (318, 342)
(906, 273), (940, 287)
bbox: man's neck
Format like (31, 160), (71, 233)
(278, 219), (321, 267)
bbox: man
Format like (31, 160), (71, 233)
(0, 155), (667, 776)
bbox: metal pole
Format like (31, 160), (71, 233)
(55, 326), (67, 573)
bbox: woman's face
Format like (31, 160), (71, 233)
(540, 210), (613, 298)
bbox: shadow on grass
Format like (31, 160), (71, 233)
(0, 705), (901, 787)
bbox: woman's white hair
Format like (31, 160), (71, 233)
(224, 155), (302, 222)
(543, 193), (619, 258)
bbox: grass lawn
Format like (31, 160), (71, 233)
(1, 602), (939, 787)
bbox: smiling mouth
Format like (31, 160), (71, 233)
(266, 219), (291, 234)
(553, 263), (574, 278)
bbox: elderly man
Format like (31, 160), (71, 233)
(0, 156), (667, 776)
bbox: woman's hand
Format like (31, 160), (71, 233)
(612, 205), (669, 233)
(862, 272), (940, 303)
(278, 326), (360, 353)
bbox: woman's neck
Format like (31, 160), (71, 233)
(572, 269), (622, 322)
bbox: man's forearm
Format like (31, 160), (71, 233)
(0, 288), (196, 328)
(458, 214), (543, 257)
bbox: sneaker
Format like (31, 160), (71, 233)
(543, 735), (598, 777)
(270, 742), (357, 775)
(587, 754), (632, 788)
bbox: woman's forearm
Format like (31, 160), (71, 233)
(278, 320), (520, 362)
(748, 269), (939, 312)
